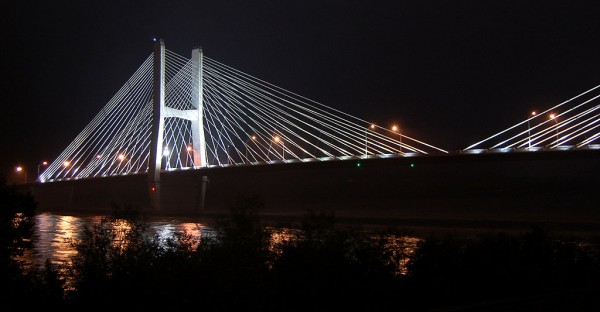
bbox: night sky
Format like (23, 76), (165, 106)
(3, 1), (600, 176)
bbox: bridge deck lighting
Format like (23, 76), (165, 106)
(118, 154), (126, 161)
(37, 161), (49, 177)
(63, 161), (70, 167)
(549, 113), (559, 143)
(365, 125), (376, 156)
(391, 125), (402, 153)
(527, 112), (537, 148)
(186, 146), (193, 152)
(15, 166), (27, 183)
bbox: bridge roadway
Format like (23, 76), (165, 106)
(21, 149), (600, 234)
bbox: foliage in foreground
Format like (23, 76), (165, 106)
(64, 197), (600, 311)
(2, 188), (600, 310)
(0, 178), (63, 306)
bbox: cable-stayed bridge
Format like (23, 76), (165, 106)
(40, 40), (446, 185)
(29, 40), (599, 223)
(463, 84), (600, 153)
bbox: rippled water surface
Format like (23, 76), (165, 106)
(19, 211), (419, 276)
(21, 212), (215, 269)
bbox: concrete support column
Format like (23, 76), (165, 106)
(191, 47), (207, 167)
(148, 39), (166, 211)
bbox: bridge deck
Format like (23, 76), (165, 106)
(23, 149), (600, 235)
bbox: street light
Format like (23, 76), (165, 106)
(528, 111), (536, 149)
(549, 113), (559, 143)
(273, 136), (285, 159)
(365, 124), (375, 156)
(268, 135), (281, 161)
(245, 135), (257, 160)
(186, 145), (193, 167)
(392, 125), (401, 153)
(15, 166), (27, 183)
(37, 161), (48, 178)
(226, 144), (231, 164)
(163, 148), (170, 169)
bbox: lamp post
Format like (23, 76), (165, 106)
(226, 144), (231, 164)
(549, 113), (559, 144)
(117, 153), (127, 172)
(186, 145), (193, 167)
(245, 135), (257, 160)
(273, 136), (284, 159)
(528, 111), (536, 149)
(37, 161), (48, 179)
(366, 124), (375, 156)
(392, 125), (401, 154)
(15, 166), (27, 183)
(268, 135), (281, 161)
(163, 147), (170, 169)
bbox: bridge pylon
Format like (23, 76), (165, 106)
(190, 47), (207, 167)
(148, 40), (209, 212)
(148, 39), (166, 211)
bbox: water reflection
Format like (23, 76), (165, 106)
(20, 212), (214, 270)
(21, 212), (420, 276)
(152, 222), (205, 241)
(23, 213), (91, 269)
(380, 234), (420, 275)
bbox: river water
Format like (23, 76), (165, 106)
(20, 212), (215, 270)
(20, 212), (419, 274)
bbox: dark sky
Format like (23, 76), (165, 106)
(3, 1), (600, 176)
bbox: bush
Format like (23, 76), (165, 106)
(0, 178), (64, 306)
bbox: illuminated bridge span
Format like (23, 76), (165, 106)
(464, 84), (600, 153)
(39, 40), (447, 185)
(30, 39), (600, 218)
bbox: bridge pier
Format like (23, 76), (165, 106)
(197, 175), (209, 214)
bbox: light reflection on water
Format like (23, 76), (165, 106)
(20, 212), (420, 276)
(20, 212), (215, 270)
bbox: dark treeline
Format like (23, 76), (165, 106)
(2, 179), (600, 311)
